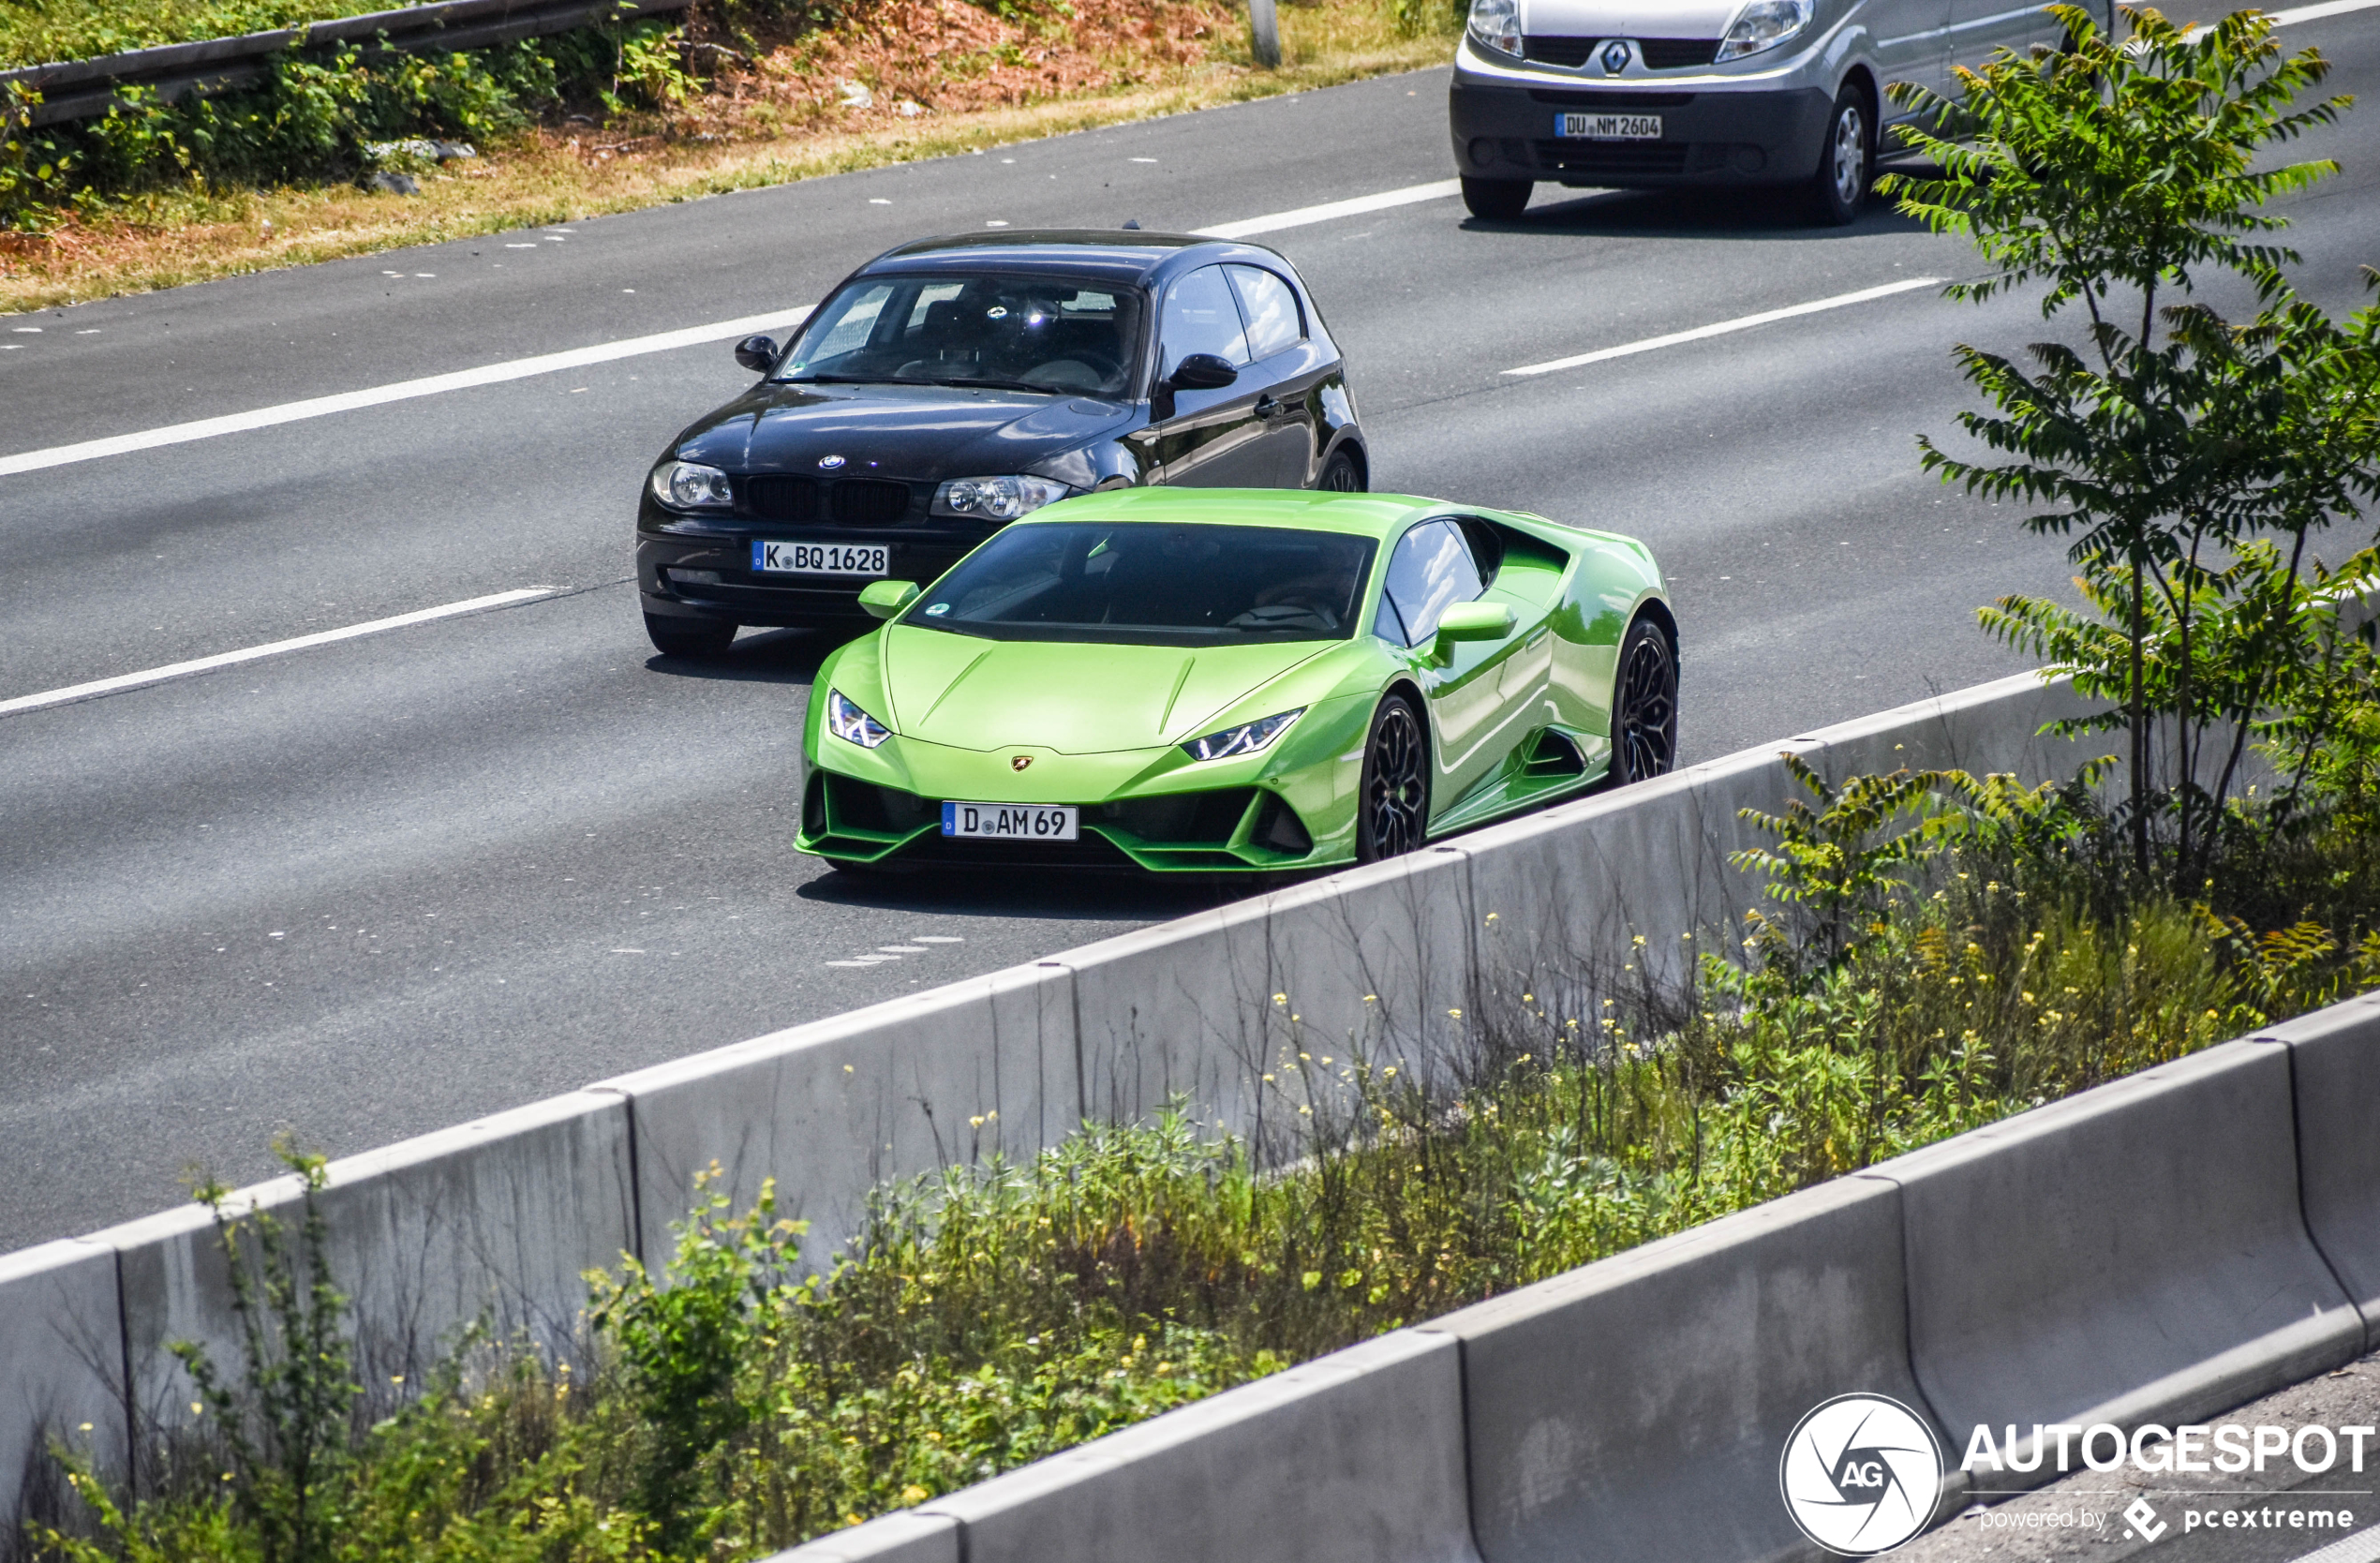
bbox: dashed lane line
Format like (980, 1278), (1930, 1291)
(0, 588), (552, 717)
(1191, 179), (1464, 240)
(1502, 277), (1946, 377)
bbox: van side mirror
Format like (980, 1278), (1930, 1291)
(735, 335), (779, 373)
(1431, 601), (1515, 661)
(858, 580), (920, 619)
(1164, 352), (1239, 392)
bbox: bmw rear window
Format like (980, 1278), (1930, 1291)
(906, 522), (1377, 646)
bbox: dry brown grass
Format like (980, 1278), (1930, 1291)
(0, 0), (1447, 316)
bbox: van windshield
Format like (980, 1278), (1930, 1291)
(776, 273), (1145, 397)
(904, 522), (1377, 647)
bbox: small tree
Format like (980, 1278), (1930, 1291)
(1882, 6), (2380, 889)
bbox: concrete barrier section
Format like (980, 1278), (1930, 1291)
(601, 963), (1076, 1271)
(1459, 746), (1811, 1003)
(920, 1330), (1478, 1563)
(0, 1238), (124, 1535)
(104, 1089), (635, 1463)
(1058, 843), (1477, 1145)
(759, 1511), (959, 1563)
(1794, 671), (2100, 782)
(1872, 1042), (2363, 1475)
(1431, 1176), (1939, 1563)
(2257, 993), (2380, 1348)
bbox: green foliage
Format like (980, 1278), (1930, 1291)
(1882, 6), (2380, 889)
(0, 29), (630, 228)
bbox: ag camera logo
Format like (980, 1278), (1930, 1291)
(1780, 1394), (1944, 1556)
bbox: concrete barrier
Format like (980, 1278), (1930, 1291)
(1868, 1042), (2364, 1478)
(0, 1239), (122, 1541)
(101, 1089), (634, 1474)
(764, 1512), (958, 1563)
(2257, 993), (2380, 1349)
(1057, 842), (1478, 1151)
(914, 1330), (1475, 1563)
(599, 963), (1077, 1270)
(1430, 1176), (1943, 1563)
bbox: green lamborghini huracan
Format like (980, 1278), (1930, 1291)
(796, 488), (1675, 872)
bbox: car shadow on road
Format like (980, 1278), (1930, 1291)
(638, 625), (856, 686)
(795, 862), (1272, 923)
(1462, 178), (1937, 241)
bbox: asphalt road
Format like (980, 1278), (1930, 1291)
(7, 16), (2380, 1250)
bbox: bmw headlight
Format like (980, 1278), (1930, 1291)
(826, 690), (892, 749)
(650, 459), (736, 510)
(1181, 707), (1304, 763)
(1465, 0), (1523, 56)
(930, 475), (1072, 521)
(1716, 0), (1812, 61)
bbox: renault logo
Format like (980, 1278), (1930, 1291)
(1600, 38), (1632, 73)
(818, 454), (847, 469)
(1012, 755), (1034, 771)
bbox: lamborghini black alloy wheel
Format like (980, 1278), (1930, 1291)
(1614, 620), (1678, 784)
(1358, 695), (1428, 860)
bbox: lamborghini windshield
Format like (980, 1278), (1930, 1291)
(774, 273), (1146, 397)
(906, 522), (1377, 646)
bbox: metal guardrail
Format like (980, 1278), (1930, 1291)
(0, 0), (691, 127)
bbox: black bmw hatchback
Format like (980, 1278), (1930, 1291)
(636, 231), (1370, 655)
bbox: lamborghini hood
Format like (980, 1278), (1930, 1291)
(878, 629), (1329, 753)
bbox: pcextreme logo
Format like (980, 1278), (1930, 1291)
(1779, 1394), (1945, 1556)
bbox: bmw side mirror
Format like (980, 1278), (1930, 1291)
(1432, 601), (1515, 661)
(1164, 352), (1239, 392)
(735, 335), (779, 374)
(858, 580), (921, 619)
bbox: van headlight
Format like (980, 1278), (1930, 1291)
(1716, 0), (1812, 61)
(1466, 0), (1523, 56)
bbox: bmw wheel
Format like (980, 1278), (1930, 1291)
(1807, 85), (1872, 227)
(1461, 176), (1532, 221)
(1612, 618), (1677, 785)
(1356, 693), (1429, 861)
(1318, 448), (1365, 492)
(644, 612), (737, 658)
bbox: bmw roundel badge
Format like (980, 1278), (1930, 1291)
(1601, 38), (1631, 74)
(818, 454), (847, 469)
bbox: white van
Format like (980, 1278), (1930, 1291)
(1446, 0), (2109, 223)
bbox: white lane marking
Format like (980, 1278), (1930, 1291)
(0, 307), (813, 479)
(913, 934), (965, 943)
(1502, 277), (1945, 376)
(2254, 0), (2378, 22)
(1192, 178), (1465, 240)
(0, 588), (550, 717)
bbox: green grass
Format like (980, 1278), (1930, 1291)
(0, 0), (481, 71)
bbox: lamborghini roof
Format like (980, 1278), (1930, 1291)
(1026, 487), (1454, 538)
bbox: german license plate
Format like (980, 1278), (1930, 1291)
(940, 801), (1079, 841)
(752, 540), (888, 575)
(1556, 112), (1661, 140)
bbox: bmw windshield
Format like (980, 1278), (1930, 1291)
(775, 273), (1147, 397)
(905, 523), (1377, 647)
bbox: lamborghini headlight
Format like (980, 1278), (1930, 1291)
(826, 689), (892, 748)
(1465, 0), (1523, 56)
(1181, 707), (1304, 763)
(1716, 0), (1812, 61)
(650, 459), (736, 510)
(931, 475), (1071, 521)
